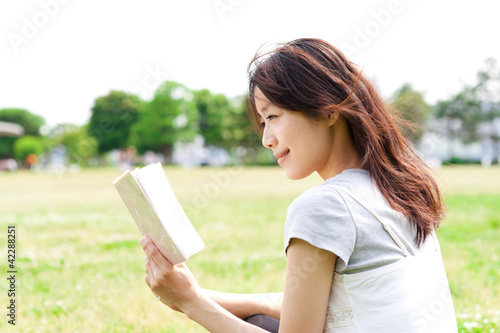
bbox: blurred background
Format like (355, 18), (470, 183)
(1, 0), (500, 169)
(1, 1), (499, 332)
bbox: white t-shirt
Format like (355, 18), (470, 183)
(283, 168), (457, 332)
(284, 168), (420, 274)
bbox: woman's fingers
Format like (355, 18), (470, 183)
(141, 235), (175, 295)
(140, 235), (201, 313)
(140, 235), (173, 271)
(141, 237), (174, 295)
(144, 257), (153, 284)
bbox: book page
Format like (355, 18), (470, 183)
(135, 163), (205, 259)
(113, 169), (187, 264)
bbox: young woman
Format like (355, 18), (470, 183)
(140, 38), (458, 332)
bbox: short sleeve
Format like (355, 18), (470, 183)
(284, 185), (356, 271)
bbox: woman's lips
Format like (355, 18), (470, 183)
(277, 150), (290, 165)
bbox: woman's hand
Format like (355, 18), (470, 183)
(140, 235), (203, 313)
(141, 235), (271, 332)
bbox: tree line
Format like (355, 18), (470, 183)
(1, 57), (499, 168)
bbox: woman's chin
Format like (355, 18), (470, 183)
(284, 168), (311, 181)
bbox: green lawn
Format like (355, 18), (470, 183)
(0, 165), (499, 332)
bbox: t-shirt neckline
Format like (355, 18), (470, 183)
(323, 168), (369, 184)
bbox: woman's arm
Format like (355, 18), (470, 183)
(141, 235), (268, 332)
(141, 235), (335, 332)
(204, 289), (283, 320)
(279, 238), (336, 332)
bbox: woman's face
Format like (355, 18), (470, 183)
(254, 87), (359, 180)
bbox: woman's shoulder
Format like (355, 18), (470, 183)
(287, 181), (345, 216)
(284, 170), (364, 264)
(288, 168), (373, 214)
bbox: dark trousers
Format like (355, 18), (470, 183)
(244, 314), (280, 333)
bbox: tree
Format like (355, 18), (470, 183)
(130, 81), (198, 163)
(51, 123), (98, 166)
(88, 90), (141, 154)
(434, 86), (483, 159)
(435, 86), (483, 144)
(226, 95), (274, 164)
(228, 96), (263, 145)
(192, 89), (237, 148)
(475, 57), (500, 161)
(189, 90), (270, 164)
(434, 58), (500, 160)
(0, 108), (45, 158)
(390, 83), (431, 144)
(0, 108), (45, 135)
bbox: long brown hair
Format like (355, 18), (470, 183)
(247, 38), (444, 246)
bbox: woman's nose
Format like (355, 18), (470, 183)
(262, 127), (277, 148)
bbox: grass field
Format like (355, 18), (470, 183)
(0, 165), (499, 332)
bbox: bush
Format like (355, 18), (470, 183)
(13, 136), (43, 165)
(444, 156), (482, 165)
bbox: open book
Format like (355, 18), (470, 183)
(113, 162), (204, 264)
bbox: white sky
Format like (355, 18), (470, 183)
(1, 0), (499, 128)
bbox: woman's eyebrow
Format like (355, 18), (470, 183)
(257, 104), (270, 119)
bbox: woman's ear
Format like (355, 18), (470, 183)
(327, 112), (340, 126)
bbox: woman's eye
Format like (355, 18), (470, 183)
(260, 115), (277, 129)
